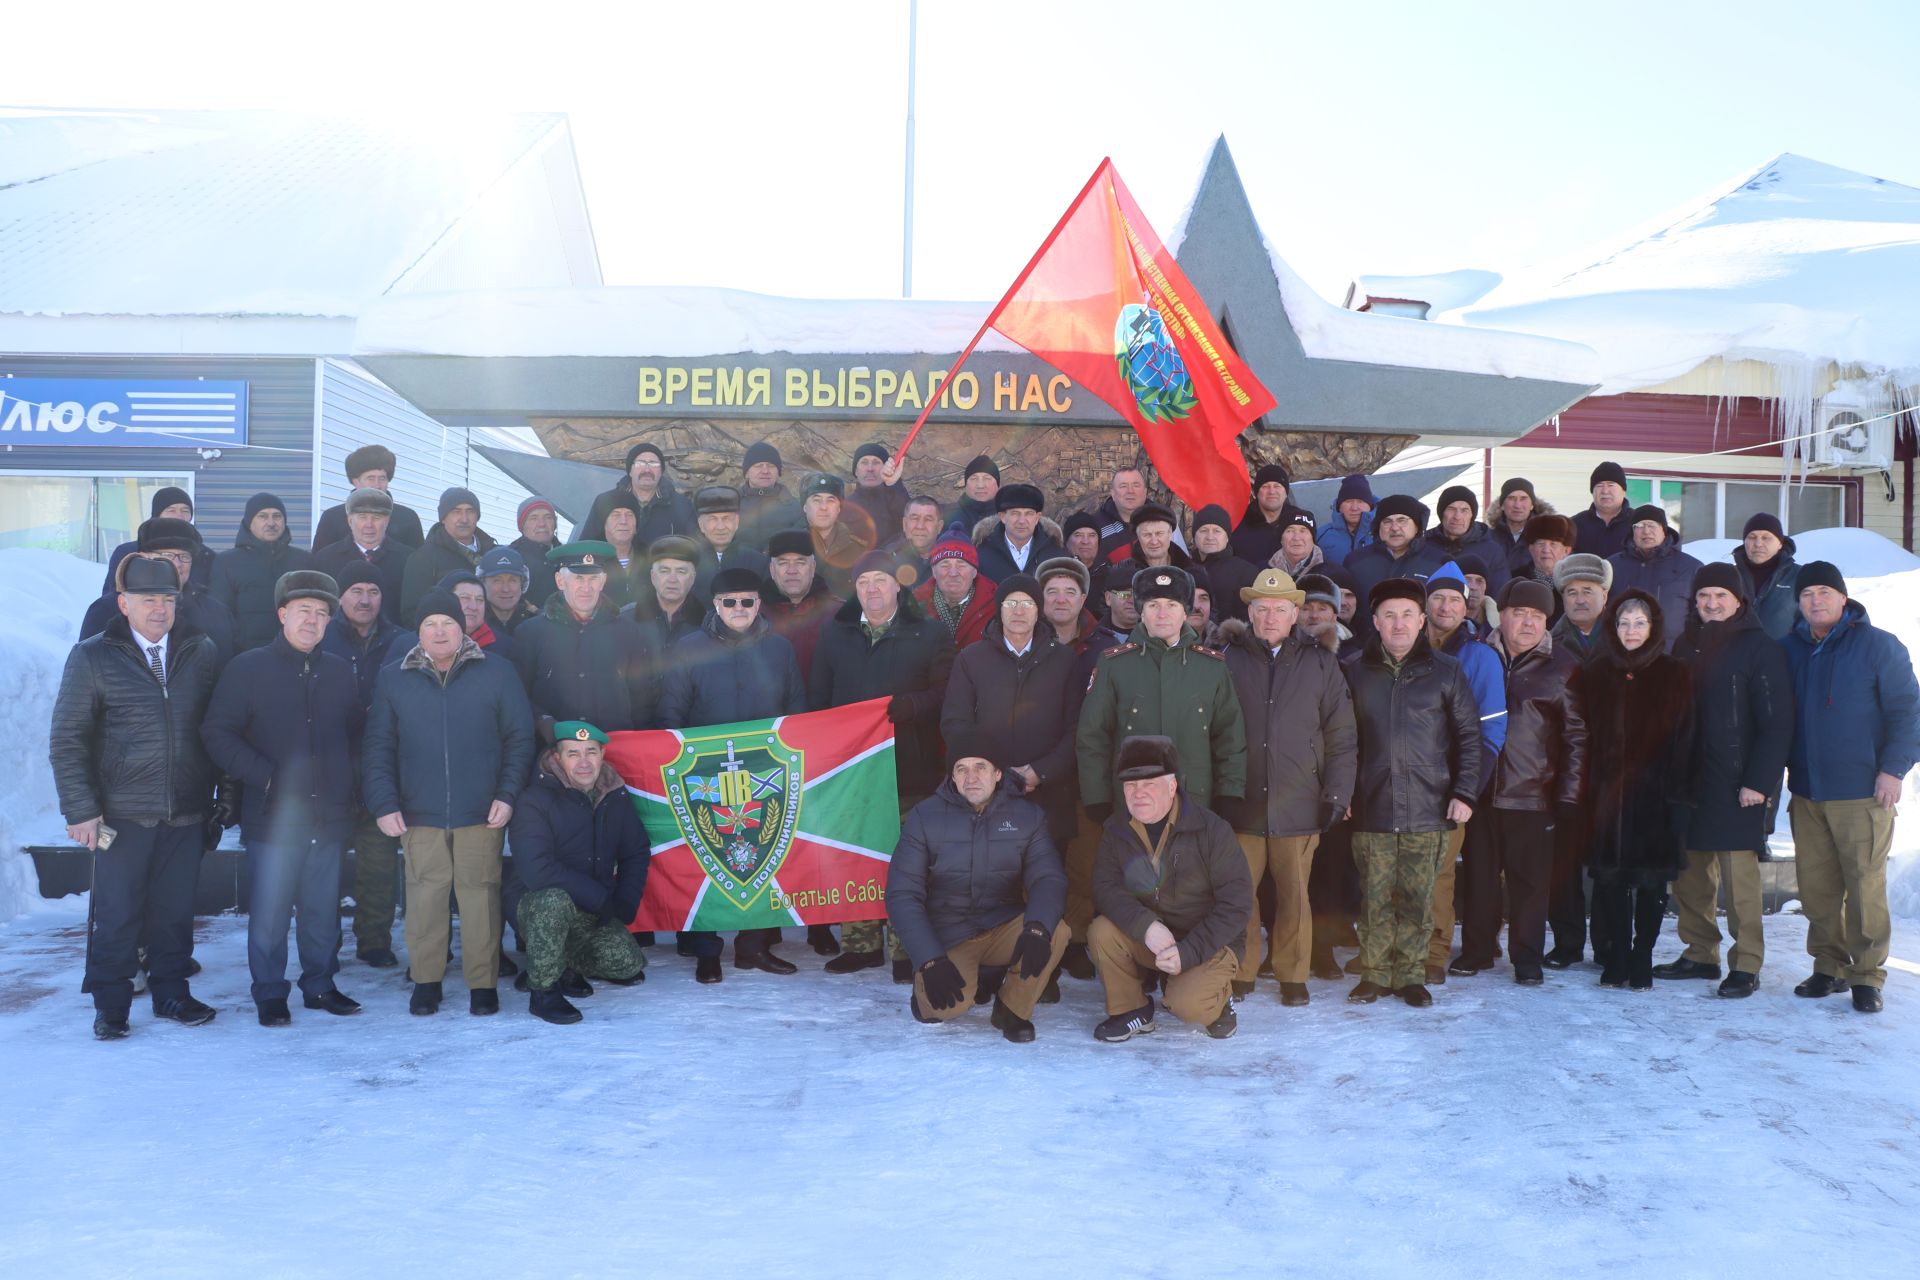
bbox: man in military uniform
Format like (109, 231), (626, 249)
(511, 542), (654, 733)
(1076, 565), (1246, 827)
(506, 721), (651, 1025)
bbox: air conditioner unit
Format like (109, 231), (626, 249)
(1810, 399), (1892, 470)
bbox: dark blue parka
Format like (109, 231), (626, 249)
(884, 778), (1065, 970)
(361, 639), (534, 830)
(209, 525), (312, 653)
(658, 612), (806, 730)
(506, 757), (651, 923)
(1733, 543), (1801, 640)
(200, 634), (360, 842)
(1781, 600), (1920, 803)
(1607, 530), (1702, 653)
(321, 613), (405, 711)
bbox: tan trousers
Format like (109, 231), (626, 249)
(1672, 848), (1764, 973)
(1427, 823), (1468, 970)
(1063, 809), (1101, 943)
(1235, 832), (1318, 983)
(402, 824), (504, 988)
(912, 917), (1071, 1021)
(1790, 797), (1895, 990)
(1088, 915), (1238, 1025)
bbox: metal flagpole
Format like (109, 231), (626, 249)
(902, 0), (917, 298)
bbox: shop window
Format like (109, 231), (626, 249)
(0, 474), (192, 560)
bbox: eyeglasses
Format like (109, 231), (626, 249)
(1001, 598), (1037, 610)
(1108, 591), (1134, 601)
(716, 596), (758, 609)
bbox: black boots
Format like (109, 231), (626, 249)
(824, 950), (883, 975)
(1279, 983), (1310, 1007)
(303, 990), (362, 1016)
(470, 989), (499, 1016)
(695, 956), (724, 984)
(1852, 986), (1884, 1013)
(1396, 985), (1433, 1008)
(807, 925), (840, 955)
(529, 988), (582, 1025)
(257, 998), (291, 1027)
(990, 997), (1036, 1043)
(357, 947), (400, 969)
(560, 969), (594, 999)
(1794, 973), (1849, 998)
(1060, 941), (1095, 980)
(1346, 980), (1384, 1004)
(891, 959), (913, 984)
(93, 1012), (131, 1040)
(153, 995), (217, 1026)
(1652, 957), (1721, 981)
(1717, 971), (1759, 999)
(410, 982), (442, 1016)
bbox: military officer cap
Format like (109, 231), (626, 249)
(553, 720), (609, 746)
(1130, 564), (1194, 608)
(547, 540), (617, 573)
(801, 473), (845, 501)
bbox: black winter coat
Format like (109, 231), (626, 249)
(80, 589), (235, 669)
(320, 614), (406, 712)
(201, 635), (361, 841)
(940, 624), (1085, 842)
(580, 477), (694, 545)
(1221, 622), (1357, 837)
(1092, 793), (1252, 966)
(693, 541), (771, 600)
(1192, 548), (1258, 623)
(739, 483), (805, 551)
(1489, 634), (1588, 812)
(808, 593), (955, 795)
(1673, 604), (1794, 856)
(313, 538), (412, 624)
(1606, 531), (1701, 653)
(1342, 537), (1450, 636)
(511, 594), (655, 732)
(1581, 590), (1696, 881)
(510, 535), (562, 608)
(1425, 522), (1512, 599)
(658, 613), (807, 730)
(361, 640), (533, 829)
(1733, 544), (1801, 640)
(50, 618), (219, 826)
(1572, 505), (1633, 559)
(885, 779), (1066, 969)
(1342, 633), (1483, 834)
(210, 527), (313, 652)
(101, 540), (214, 597)
(973, 519), (1065, 586)
(399, 524), (498, 624)
(506, 758), (651, 923)
(312, 499), (425, 553)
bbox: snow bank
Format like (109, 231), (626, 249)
(0, 550), (106, 922)
(1440, 154), (1920, 397)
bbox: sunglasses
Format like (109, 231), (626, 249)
(716, 596), (759, 609)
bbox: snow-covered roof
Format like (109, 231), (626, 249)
(1346, 270), (1501, 315)
(0, 107), (599, 321)
(1435, 153), (1920, 394)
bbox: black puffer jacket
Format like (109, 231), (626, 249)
(510, 535), (562, 608)
(1488, 633), (1588, 812)
(808, 593), (955, 795)
(1425, 522), (1512, 599)
(1221, 621), (1357, 838)
(940, 623), (1085, 842)
(1732, 543), (1801, 640)
(200, 635), (361, 841)
(399, 523), (498, 624)
(312, 537), (412, 624)
(1581, 591), (1696, 880)
(1342, 632), (1484, 834)
(1606, 530), (1702, 653)
(885, 779), (1065, 969)
(101, 540), (214, 597)
(80, 589), (235, 669)
(580, 477), (694, 545)
(1673, 602), (1794, 856)
(1192, 547), (1258, 623)
(49, 618), (220, 825)
(658, 612), (807, 730)
(210, 526), (313, 652)
(511, 593), (655, 731)
(1092, 792), (1252, 966)
(506, 755), (650, 924)
(361, 639), (535, 830)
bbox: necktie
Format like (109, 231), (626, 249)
(147, 644), (166, 688)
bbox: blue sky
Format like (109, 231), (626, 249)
(10, 0), (1919, 302)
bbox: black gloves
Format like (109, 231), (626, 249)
(1084, 801), (1113, 825)
(886, 695), (911, 724)
(598, 897), (634, 929)
(919, 955), (965, 1010)
(1012, 921), (1054, 980)
(1319, 801), (1345, 832)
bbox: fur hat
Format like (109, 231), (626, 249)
(274, 569), (339, 612)
(767, 530), (815, 559)
(1132, 565), (1193, 608)
(801, 473), (845, 501)
(646, 535), (700, 565)
(851, 549), (902, 583)
(710, 567), (764, 598)
(345, 486), (392, 517)
(1553, 553), (1613, 591)
(995, 483), (1045, 513)
(1035, 556), (1089, 595)
(344, 444), (396, 482)
(1523, 513), (1576, 547)
(946, 729), (1010, 772)
(137, 517), (201, 553)
(695, 485), (741, 516)
(1130, 502), (1177, 531)
(1114, 734), (1179, 782)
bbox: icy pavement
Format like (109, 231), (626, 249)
(1, 907), (1917, 1279)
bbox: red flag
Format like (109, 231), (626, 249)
(986, 160), (1275, 516)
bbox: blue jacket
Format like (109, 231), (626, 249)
(200, 634), (360, 842)
(1342, 537), (1450, 635)
(506, 757), (651, 923)
(1607, 532), (1702, 653)
(361, 638), (534, 829)
(1781, 601), (1920, 802)
(1316, 503), (1373, 561)
(657, 613), (807, 730)
(1434, 625), (1507, 796)
(1733, 544), (1801, 640)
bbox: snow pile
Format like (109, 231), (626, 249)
(0, 550), (106, 922)
(1351, 268), (1503, 315)
(1440, 153), (1920, 397)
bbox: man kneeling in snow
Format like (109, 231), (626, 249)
(885, 737), (1070, 1043)
(1087, 736), (1252, 1042)
(505, 722), (650, 1025)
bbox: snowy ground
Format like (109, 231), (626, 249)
(1, 904), (1917, 1278)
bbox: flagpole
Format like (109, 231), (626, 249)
(901, 0), (917, 299)
(894, 158), (1113, 463)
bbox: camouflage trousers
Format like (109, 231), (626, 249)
(842, 793), (926, 960)
(517, 887), (646, 991)
(349, 806), (401, 953)
(1351, 830), (1447, 990)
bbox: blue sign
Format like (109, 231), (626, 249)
(0, 377), (249, 446)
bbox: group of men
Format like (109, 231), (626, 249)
(50, 441), (1918, 1044)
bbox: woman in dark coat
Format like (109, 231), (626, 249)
(1581, 591), (1695, 989)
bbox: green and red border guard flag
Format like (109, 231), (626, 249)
(604, 698), (899, 932)
(897, 159), (1277, 517)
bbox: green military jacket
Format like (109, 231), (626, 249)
(1076, 624), (1247, 809)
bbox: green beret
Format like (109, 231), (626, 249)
(553, 720), (608, 745)
(546, 540), (617, 572)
